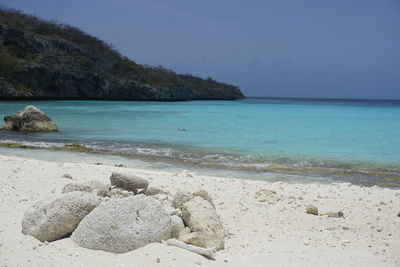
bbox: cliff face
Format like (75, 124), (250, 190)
(0, 9), (245, 100)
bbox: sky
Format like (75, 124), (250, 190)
(2, 0), (400, 99)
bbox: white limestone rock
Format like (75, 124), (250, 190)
(181, 196), (225, 250)
(170, 215), (185, 239)
(109, 172), (149, 193)
(172, 190), (215, 209)
(71, 194), (171, 253)
(62, 180), (110, 197)
(21, 192), (101, 242)
(254, 188), (281, 204)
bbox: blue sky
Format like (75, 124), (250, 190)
(2, 0), (400, 99)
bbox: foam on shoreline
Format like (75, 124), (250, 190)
(1, 140), (399, 188)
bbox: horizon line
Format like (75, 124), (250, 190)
(246, 96), (400, 102)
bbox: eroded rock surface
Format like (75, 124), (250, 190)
(21, 192), (101, 242)
(170, 215), (185, 239)
(1, 105), (57, 132)
(181, 196), (225, 250)
(254, 188), (281, 204)
(172, 190), (215, 209)
(109, 172), (148, 193)
(71, 195), (171, 253)
(62, 180), (110, 197)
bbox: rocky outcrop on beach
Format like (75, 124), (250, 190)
(110, 172), (149, 193)
(172, 190), (215, 209)
(20, 169), (225, 258)
(71, 195), (172, 253)
(181, 196), (225, 250)
(0, 8), (245, 100)
(5, 156), (399, 266)
(0, 105), (57, 132)
(62, 180), (110, 197)
(21, 192), (101, 242)
(170, 215), (185, 239)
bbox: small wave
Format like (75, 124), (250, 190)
(0, 139), (64, 148)
(1, 138), (399, 188)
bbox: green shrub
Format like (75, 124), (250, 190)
(0, 52), (23, 78)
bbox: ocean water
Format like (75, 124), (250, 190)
(0, 98), (399, 186)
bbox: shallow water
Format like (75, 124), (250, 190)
(1, 98), (399, 186)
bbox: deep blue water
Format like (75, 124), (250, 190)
(0, 98), (399, 185)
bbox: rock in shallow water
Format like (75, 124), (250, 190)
(21, 192), (101, 242)
(71, 194), (171, 253)
(0, 105), (57, 132)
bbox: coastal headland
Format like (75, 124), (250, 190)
(0, 8), (244, 101)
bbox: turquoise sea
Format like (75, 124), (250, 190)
(0, 98), (399, 187)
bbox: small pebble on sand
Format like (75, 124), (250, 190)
(306, 205), (318, 215)
(342, 240), (350, 245)
(62, 174), (73, 179)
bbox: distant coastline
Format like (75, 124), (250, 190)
(246, 96), (400, 105)
(0, 8), (244, 101)
(0, 96), (246, 102)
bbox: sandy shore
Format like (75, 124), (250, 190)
(0, 154), (399, 267)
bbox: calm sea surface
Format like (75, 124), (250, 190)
(1, 98), (399, 186)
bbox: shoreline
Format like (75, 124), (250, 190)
(0, 153), (399, 266)
(0, 140), (399, 188)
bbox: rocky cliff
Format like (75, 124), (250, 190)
(0, 8), (245, 100)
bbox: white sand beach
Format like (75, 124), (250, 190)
(0, 154), (399, 267)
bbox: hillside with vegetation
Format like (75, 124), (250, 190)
(0, 8), (245, 100)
